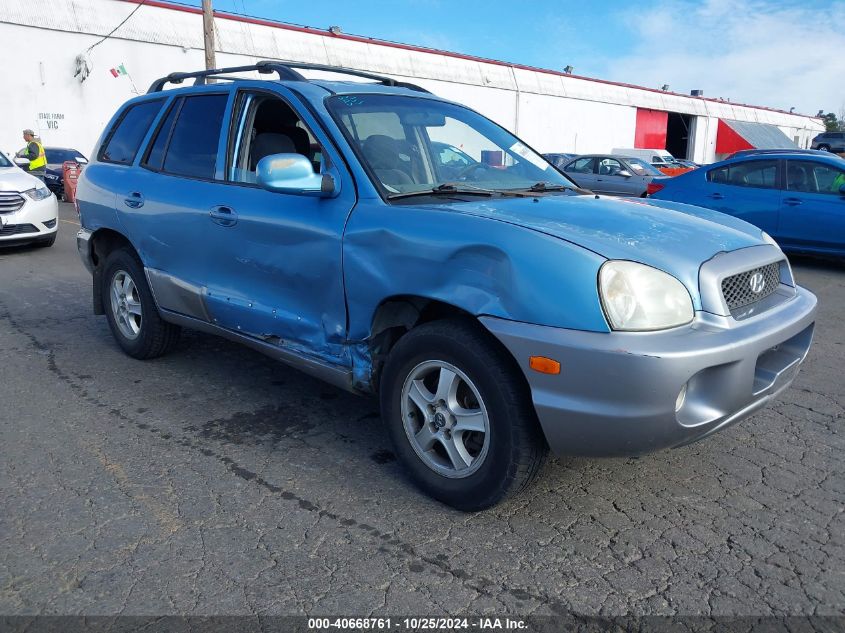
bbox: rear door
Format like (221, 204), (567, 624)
(563, 157), (598, 190)
(778, 159), (845, 253)
(116, 88), (233, 321)
(700, 158), (782, 234)
(82, 98), (167, 242)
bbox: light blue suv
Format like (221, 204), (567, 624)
(76, 61), (818, 510)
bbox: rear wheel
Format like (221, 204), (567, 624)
(380, 319), (547, 511)
(818, 144), (831, 152)
(102, 247), (180, 359)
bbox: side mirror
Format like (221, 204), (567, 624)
(256, 153), (335, 197)
(617, 169), (632, 178)
(13, 157), (30, 168)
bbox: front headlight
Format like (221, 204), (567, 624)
(599, 261), (694, 331)
(24, 186), (52, 201)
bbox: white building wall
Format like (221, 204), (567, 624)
(0, 0), (825, 162)
(515, 93), (636, 155)
(691, 116), (720, 164)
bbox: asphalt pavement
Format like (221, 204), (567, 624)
(1, 203), (843, 617)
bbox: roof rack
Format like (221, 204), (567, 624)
(147, 59), (430, 94)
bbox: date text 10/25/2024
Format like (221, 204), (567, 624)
(307, 618), (527, 630)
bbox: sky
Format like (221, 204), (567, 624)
(189, 0), (844, 115)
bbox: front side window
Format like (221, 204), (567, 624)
(597, 158), (623, 176)
(787, 160), (845, 195)
(707, 160), (778, 189)
(228, 92), (324, 184)
(100, 99), (164, 165)
(327, 94), (570, 196)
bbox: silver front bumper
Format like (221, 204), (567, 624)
(481, 287), (818, 457)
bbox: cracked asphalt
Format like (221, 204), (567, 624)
(1, 203), (843, 617)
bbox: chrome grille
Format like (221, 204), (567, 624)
(0, 192), (25, 214)
(721, 262), (781, 311)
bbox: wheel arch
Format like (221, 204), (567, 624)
(360, 295), (527, 397)
(88, 228), (139, 315)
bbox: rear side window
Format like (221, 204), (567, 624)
(143, 101), (180, 171)
(707, 160), (778, 189)
(99, 100), (164, 164)
(146, 94), (228, 180)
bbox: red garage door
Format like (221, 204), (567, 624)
(635, 109), (668, 149)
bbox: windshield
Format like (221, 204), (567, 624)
(45, 148), (87, 164)
(626, 157), (663, 176)
(327, 94), (573, 197)
(0, 153), (11, 168)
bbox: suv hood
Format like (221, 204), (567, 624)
(436, 193), (765, 296)
(0, 165), (44, 192)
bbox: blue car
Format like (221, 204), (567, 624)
(76, 61), (817, 510)
(650, 152), (845, 257)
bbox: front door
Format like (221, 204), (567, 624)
(594, 157), (643, 196)
(778, 159), (845, 253)
(202, 85), (356, 365)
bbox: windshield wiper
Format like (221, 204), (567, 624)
(525, 181), (576, 192)
(387, 183), (497, 200)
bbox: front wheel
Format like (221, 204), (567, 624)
(102, 247), (180, 359)
(380, 319), (547, 511)
(818, 145), (831, 152)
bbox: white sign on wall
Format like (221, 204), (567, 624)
(38, 112), (66, 131)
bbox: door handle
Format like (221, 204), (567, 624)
(783, 197), (803, 206)
(209, 205), (237, 227)
(708, 192), (724, 200)
(124, 191), (144, 208)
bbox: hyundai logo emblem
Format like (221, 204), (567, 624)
(749, 272), (766, 294)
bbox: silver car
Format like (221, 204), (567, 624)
(563, 154), (668, 196)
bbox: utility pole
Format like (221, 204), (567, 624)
(202, 0), (217, 76)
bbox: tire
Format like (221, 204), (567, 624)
(818, 145), (831, 152)
(102, 247), (180, 359)
(380, 318), (547, 511)
(36, 233), (56, 248)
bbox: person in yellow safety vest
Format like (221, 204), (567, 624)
(15, 129), (47, 182)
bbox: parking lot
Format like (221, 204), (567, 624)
(1, 202), (843, 616)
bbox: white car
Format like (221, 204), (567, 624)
(0, 152), (58, 247)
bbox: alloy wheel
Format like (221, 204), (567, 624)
(110, 270), (143, 340)
(401, 360), (490, 478)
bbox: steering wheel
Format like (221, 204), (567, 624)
(455, 162), (485, 181)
